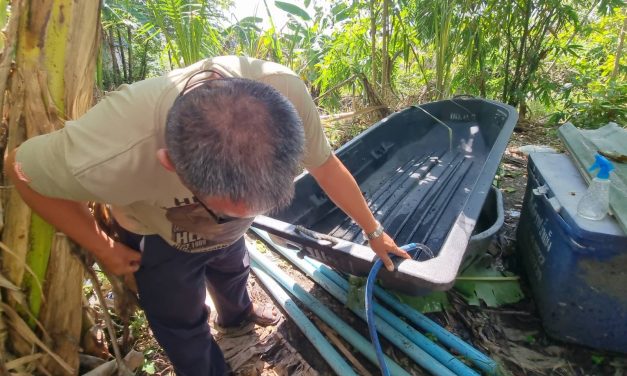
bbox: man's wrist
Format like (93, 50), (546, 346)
(360, 216), (380, 233)
(363, 221), (384, 240)
(90, 233), (118, 258)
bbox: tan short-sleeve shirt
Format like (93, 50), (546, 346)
(15, 56), (332, 252)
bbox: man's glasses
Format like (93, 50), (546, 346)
(178, 69), (224, 98)
(193, 197), (242, 224)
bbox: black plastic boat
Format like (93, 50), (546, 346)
(253, 97), (517, 294)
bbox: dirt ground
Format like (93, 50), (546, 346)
(121, 120), (626, 376)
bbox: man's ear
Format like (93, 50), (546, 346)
(156, 148), (176, 172)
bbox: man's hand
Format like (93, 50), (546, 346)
(368, 232), (411, 272)
(6, 148), (142, 277)
(95, 242), (142, 276)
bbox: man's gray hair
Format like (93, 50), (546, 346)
(165, 77), (305, 212)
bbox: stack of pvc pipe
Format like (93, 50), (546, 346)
(248, 230), (499, 376)
(249, 244), (411, 375)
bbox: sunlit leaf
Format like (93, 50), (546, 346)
(239, 16), (263, 25)
(275, 1), (311, 21)
(331, 2), (351, 22)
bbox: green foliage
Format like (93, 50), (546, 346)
(316, 15), (371, 110)
(102, 0), (165, 88)
(394, 291), (451, 313)
(454, 255), (525, 307)
(346, 275), (366, 311)
(552, 80), (627, 127)
(591, 354), (605, 365)
(144, 0), (224, 67)
(275, 1), (311, 21)
(548, 8), (627, 127)
(141, 349), (157, 374)
(98, 0), (626, 129)
(403, 0), (471, 99)
(222, 16), (266, 58)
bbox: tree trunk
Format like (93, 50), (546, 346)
(381, 0), (391, 100)
(127, 25), (133, 82)
(139, 42), (149, 81)
(116, 27), (127, 82)
(369, 0), (377, 90)
(107, 28), (122, 87)
(501, 2), (513, 103)
(358, 73), (389, 120)
(508, 0), (532, 106)
(1, 0), (101, 374)
(610, 12), (626, 82)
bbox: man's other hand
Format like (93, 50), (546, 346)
(368, 232), (411, 272)
(96, 242), (142, 275)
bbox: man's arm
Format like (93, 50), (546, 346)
(4, 148), (141, 275)
(308, 154), (410, 271)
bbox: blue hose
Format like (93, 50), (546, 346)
(366, 243), (423, 376)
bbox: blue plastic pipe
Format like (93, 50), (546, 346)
(250, 264), (358, 376)
(312, 258), (499, 374)
(325, 252), (478, 376)
(310, 256), (497, 375)
(251, 229), (459, 376)
(365, 244), (426, 375)
(248, 246), (412, 376)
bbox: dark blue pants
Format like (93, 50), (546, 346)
(124, 232), (251, 376)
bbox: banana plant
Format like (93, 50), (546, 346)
(222, 16), (268, 57)
(1, 1), (101, 373)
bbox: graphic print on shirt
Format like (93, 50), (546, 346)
(168, 196), (227, 253)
